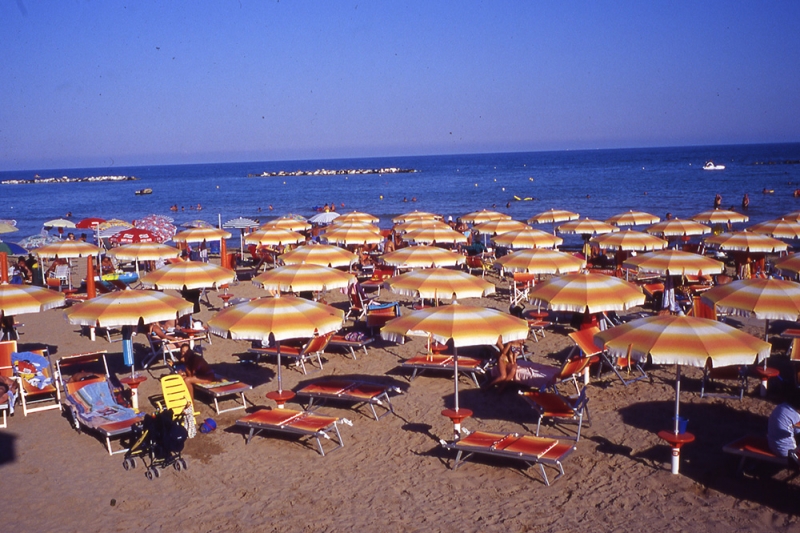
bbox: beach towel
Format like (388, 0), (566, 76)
(11, 351), (53, 390)
(73, 380), (136, 428)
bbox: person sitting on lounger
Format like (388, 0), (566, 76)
(487, 337), (523, 389)
(171, 344), (215, 402)
(767, 392), (800, 468)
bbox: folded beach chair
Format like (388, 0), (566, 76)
(519, 388), (590, 442)
(440, 430), (575, 486)
(328, 331), (374, 360)
(248, 332), (333, 374)
(194, 377), (252, 415)
(295, 379), (401, 420)
(1, 341), (62, 416)
(723, 435), (789, 475)
(235, 408), (352, 456)
(400, 354), (488, 387)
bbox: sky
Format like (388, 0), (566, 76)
(2, 1), (799, 170)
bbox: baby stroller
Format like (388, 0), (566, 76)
(123, 408), (188, 479)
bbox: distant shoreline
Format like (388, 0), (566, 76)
(1, 175), (137, 185)
(248, 167), (417, 177)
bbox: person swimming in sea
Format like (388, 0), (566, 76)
(714, 193), (722, 209)
(742, 193), (749, 209)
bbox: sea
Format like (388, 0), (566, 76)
(2, 143), (800, 250)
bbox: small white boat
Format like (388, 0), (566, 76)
(703, 161), (725, 170)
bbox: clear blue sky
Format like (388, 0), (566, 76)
(2, 1), (799, 170)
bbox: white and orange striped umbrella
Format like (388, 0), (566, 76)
(260, 218), (312, 233)
(326, 221), (381, 233)
(701, 278), (800, 322)
(336, 211), (379, 224)
(172, 227), (232, 243)
(691, 209), (749, 224)
(747, 218), (800, 239)
(380, 246), (466, 268)
(0, 284), (65, 316)
(704, 231), (788, 253)
(783, 211), (800, 222)
(402, 227), (467, 245)
(591, 230), (668, 251)
(387, 268), (495, 301)
(109, 242), (181, 262)
(528, 209), (579, 225)
(774, 253), (800, 277)
(244, 228), (305, 246)
(605, 210), (660, 226)
(491, 228), (563, 249)
(461, 209), (512, 225)
(322, 226), (383, 246)
(279, 245), (357, 268)
(623, 250), (724, 276)
(139, 261), (235, 290)
(646, 219), (710, 237)
(65, 290), (193, 327)
(392, 211), (443, 223)
(557, 218), (618, 236)
(473, 219), (530, 236)
(252, 264), (355, 293)
(35, 240), (100, 258)
(494, 249), (584, 274)
(394, 219), (451, 234)
(528, 272), (644, 313)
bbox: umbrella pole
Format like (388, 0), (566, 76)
(453, 345), (459, 412)
(674, 364), (681, 434)
(277, 341), (282, 393)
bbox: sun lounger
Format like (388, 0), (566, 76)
(235, 408), (352, 456)
(194, 378), (252, 415)
(328, 333), (375, 360)
(247, 332), (333, 374)
(722, 434), (788, 474)
(295, 379), (400, 420)
(1, 341), (62, 416)
(400, 354), (488, 387)
(440, 430), (575, 486)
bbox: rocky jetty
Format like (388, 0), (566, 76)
(248, 167), (416, 177)
(1, 175), (137, 185)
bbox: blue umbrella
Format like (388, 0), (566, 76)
(0, 240), (28, 255)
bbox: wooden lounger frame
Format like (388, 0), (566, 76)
(236, 408), (351, 456)
(296, 380), (400, 420)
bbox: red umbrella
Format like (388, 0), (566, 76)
(75, 217), (106, 229)
(109, 228), (159, 244)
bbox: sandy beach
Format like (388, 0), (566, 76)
(2, 259), (799, 532)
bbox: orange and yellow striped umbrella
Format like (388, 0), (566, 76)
(393, 219), (451, 234)
(491, 228), (563, 249)
(380, 246), (466, 268)
(623, 250), (723, 276)
(387, 268), (495, 301)
(65, 290), (193, 327)
(591, 230), (668, 251)
(747, 218), (800, 239)
(691, 209), (749, 224)
(109, 242), (181, 261)
(392, 211), (443, 223)
(784, 210), (800, 222)
(326, 221), (381, 233)
(473, 219), (530, 236)
(260, 218), (312, 233)
(646, 219), (710, 237)
(402, 227), (467, 245)
(461, 209), (512, 225)
(701, 278), (800, 322)
(279, 245), (357, 268)
(528, 209), (579, 225)
(322, 226), (383, 246)
(704, 231), (788, 253)
(528, 272), (644, 313)
(774, 253), (800, 277)
(0, 284), (65, 316)
(336, 211), (379, 224)
(557, 218), (618, 236)
(252, 264), (355, 293)
(605, 210), (660, 226)
(35, 240), (100, 258)
(244, 228), (305, 246)
(494, 249), (584, 274)
(172, 227), (231, 243)
(139, 261), (235, 290)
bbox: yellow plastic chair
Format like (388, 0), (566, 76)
(158, 375), (198, 420)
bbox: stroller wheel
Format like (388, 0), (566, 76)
(179, 458), (188, 471)
(123, 459), (130, 471)
(145, 469), (153, 480)
(173, 461), (182, 472)
(152, 467), (161, 478)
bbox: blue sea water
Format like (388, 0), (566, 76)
(2, 143), (800, 249)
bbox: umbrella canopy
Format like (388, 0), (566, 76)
(252, 264), (355, 293)
(774, 253), (800, 277)
(623, 250), (724, 276)
(35, 240), (100, 259)
(528, 272), (645, 313)
(473, 219), (530, 236)
(109, 243), (181, 262)
(0, 223), (18, 234)
(245, 228), (305, 247)
(43, 218), (76, 229)
(16, 233), (60, 249)
(402, 227), (467, 245)
(704, 231), (788, 253)
(109, 227), (160, 244)
(0, 284), (66, 316)
(605, 210), (660, 226)
(139, 261), (235, 291)
(173, 227), (232, 243)
(260, 218), (312, 232)
(380, 246), (466, 268)
(393, 219), (451, 234)
(646, 219), (711, 237)
(392, 211), (442, 223)
(557, 218), (618, 236)
(494, 248), (584, 274)
(747, 218), (800, 239)
(134, 216), (177, 242)
(326, 221), (381, 233)
(181, 219), (213, 228)
(279, 245), (357, 268)
(65, 290), (194, 327)
(701, 278), (800, 322)
(322, 227), (382, 246)
(0, 241), (28, 255)
(223, 217), (259, 230)
(461, 209), (511, 225)
(308, 212), (341, 224)
(783, 211), (800, 222)
(692, 210), (749, 225)
(98, 219), (133, 231)
(491, 228), (563, 249)
(591, 230), (668, 251)
(528, 209), (579, 225)
(75, 217), (106, 229)
(386, 268), (495, 301)
(336, 211), (379, 224)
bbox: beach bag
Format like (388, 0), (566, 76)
(344, 331), (366, 342)
(183, 404), (197, 439)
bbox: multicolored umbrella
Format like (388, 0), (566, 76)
(704, 231), (788, 253)
(380, 246), (466, 269)
(491, 228), (563, 249)
(747, 218), (800, 239)
(591, 230), (668, 251)
(322, 226), (382, 246)
(336, 211), (379, 224)
(646, 219), (711, 237)
(473, 219), (530, 236)
(252, 264), (355, 293)
(386, 268), (495, 301)
(16, 233), (60, 250)
(109, 227), (160, 244)
(528, 272), (645, 313)
(279, 245), (357, 268)
(460, 209), (511, 225)
(402, 227), (467, 245)
(134, 215), (177, 242)
(528, 209), (579, 225)
(0, 284), (65, 316)
(691, 209), (749, 225)
(605, 210), (660, 226)
(494, 248), (584, 274)
(557, 218), (618, 236)
(0, 241), (28, 256)
(623, 250), (724, 276)
(392, 211), (443, 224)
(139, 261), (235, 291)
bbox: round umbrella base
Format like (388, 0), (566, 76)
(267, 390), (296, 409)
(442, 408), (473, 441)
(658, 430), (695, 474)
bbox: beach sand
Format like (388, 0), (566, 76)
(2, 265), (799, 532)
